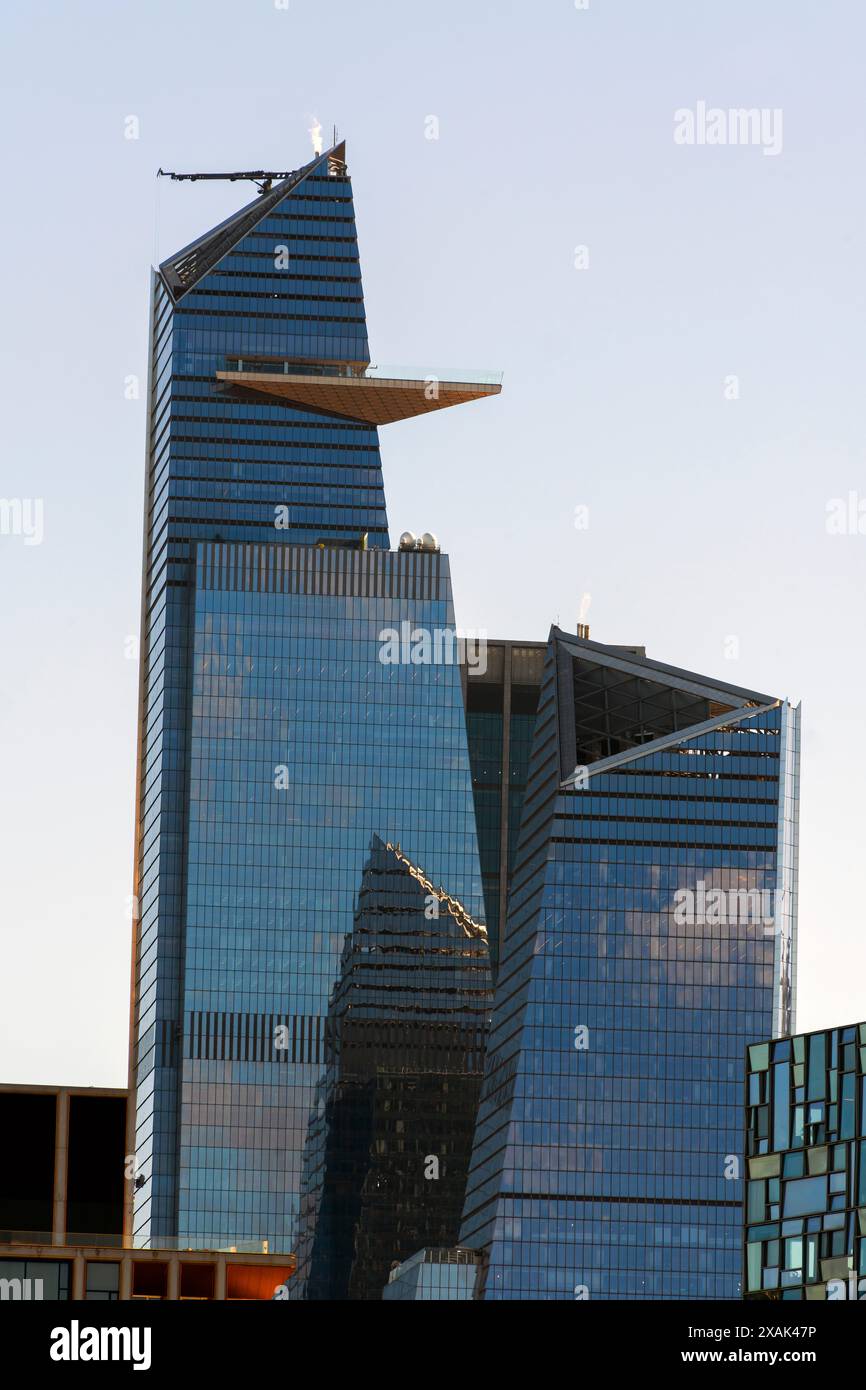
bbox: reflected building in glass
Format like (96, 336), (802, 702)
(128, 140), (500, 1253)
(459, 626), (800, 1300)
(745, 1021), (866, 1301)
(291, 836), (492, 1300)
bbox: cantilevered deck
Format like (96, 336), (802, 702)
(215, 361), (503, 426)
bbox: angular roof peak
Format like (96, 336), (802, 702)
(547, 625), (780, 783)
(159, 141), (347, 301)
(550, 625), (774, 706)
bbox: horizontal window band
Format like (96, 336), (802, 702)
(465, 1192), (742, 1214)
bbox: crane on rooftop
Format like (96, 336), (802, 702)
(157, 130), (344, 194)
(157, 169), (295, 194)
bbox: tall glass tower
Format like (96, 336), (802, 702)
(128, 141), (500, 1253)
(460, 627), (800, 1299)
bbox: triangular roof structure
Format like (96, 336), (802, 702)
(548, 627), (778, 784)
(159, 142), (346, 300)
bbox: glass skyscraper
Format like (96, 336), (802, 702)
(128, 141), (500, 1253)
(127, 136), (804, 1301)
(745, 1020), (866, 1301)
(459, 627), (800, 1299)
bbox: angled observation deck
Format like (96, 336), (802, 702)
(215, 361), (503, 426)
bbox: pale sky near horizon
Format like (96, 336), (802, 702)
(1, 0), (864, 1087)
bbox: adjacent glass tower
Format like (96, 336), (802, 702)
(459, 627), (800, 1299)
(463, 642), (545, 971)
(128, 141), (500, 1252)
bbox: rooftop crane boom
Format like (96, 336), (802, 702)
(157, 169), (296, 194)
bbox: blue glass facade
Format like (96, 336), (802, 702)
(459, 629), (800, 1299)
(133, 536), (484, 1251)
(130, 145), (491, 1253)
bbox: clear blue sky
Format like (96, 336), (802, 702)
(1, 0), (864, 1085)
